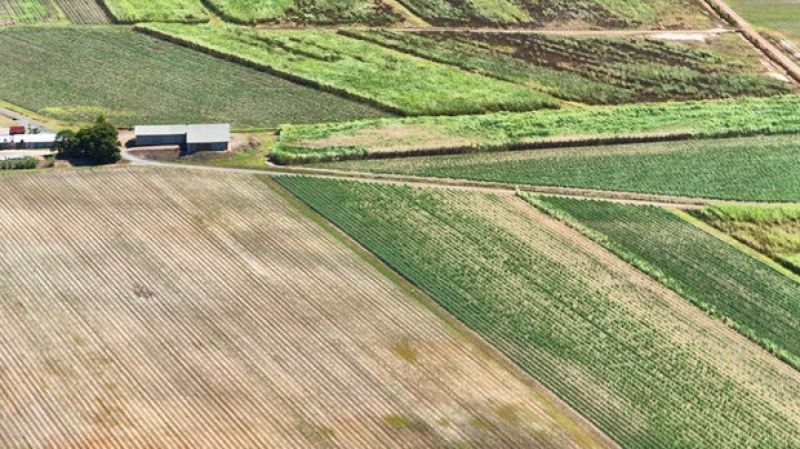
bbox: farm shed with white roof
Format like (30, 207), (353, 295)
(0, 133), (57, 150)
(134, 124), (230, 152)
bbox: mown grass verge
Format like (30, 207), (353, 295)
(524, 194), (800, 370)
(272, 94), (800, 164)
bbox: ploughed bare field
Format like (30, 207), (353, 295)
(0, 168), (611, 449)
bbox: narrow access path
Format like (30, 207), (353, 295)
(703, 0), (800, 83)
(121, 150), (800, 209)
(0, 106), (54, 133)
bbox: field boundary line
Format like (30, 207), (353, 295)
(257, 24), (732, 36)
(92, 0), (117, 23)
(120, 150), (800, 208)
(337, 28), (558, 97)
(263, 175), (622, 449)
(134, 25), (408, 116)
(702, 0), (800, 83)
(383, 0), (430, 27)
(521, 194), (800, 371)
(669, 208), (800, 283)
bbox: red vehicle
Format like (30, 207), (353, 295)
(9, 126), (25, 135)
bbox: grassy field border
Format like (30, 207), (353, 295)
(263, 175), (620, 449)
(521, 193), (800, 370)
(673, 208), (800, 282)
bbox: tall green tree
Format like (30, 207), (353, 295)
(55, 116), (120, 165)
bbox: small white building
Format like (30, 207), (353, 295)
(0, 133), (57, 150)
(134, 124), (230, 152)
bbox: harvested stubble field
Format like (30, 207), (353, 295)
(206, 0), (401, 25)
(0, 27), (388, 128)
(343, 30), (789, 104)
(394, 0), (713, 28)
(0, 0), (59, 23)
(101, 0), (209, 23)
(527, 196), (800, 369)
(697, 203), (800, 272)
(318, 135), (800, 202)
(0, 168), (612, 449)
(138, 23), (559, 116)
(273, 95), (800, 163)
(55, 0), (111, 23)
(277, 177), (800, 449)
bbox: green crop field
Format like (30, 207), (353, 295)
(726, 0), (800, 46)
(273, 95), (800, 163)
(55, 0), (111, 22)
(528, 196), (800, 368)
(395, 0), (713, 28)
(205, 0), (401, 25)
(276, 177), (800, 449)
(319, 135), (800, 202)
(344, 30), (789, 104)
(102, 0), (209, 22)
(697, 204), (800, 272)
(138, 23), (559, 116)
(0, 27), (388, 128)
(0, 0), (59, 23)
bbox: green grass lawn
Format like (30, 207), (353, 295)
(139, 23), (559, 116)
(276, 176), (800, 449)
(528, 195), (800, 369)
(0, 27), (389, 129)
(318, 135), (800, 202)
(697, 204), (800, 272)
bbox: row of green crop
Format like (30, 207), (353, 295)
(0, 0), (59, 23)
(0, 157), (37, 170)
(56, 0), (111, 23)
(0, 27), (387, 129)
(526, 195), (800, 370)
(276, 176), (800, 449)
(137, 23), (558, 117)
(274, 94), (800, 164)
(316, 134), (800, 202)
(342, 30), (789, 104)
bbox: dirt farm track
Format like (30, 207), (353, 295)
(0, 168), (612, 449)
